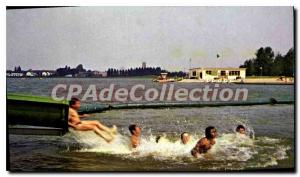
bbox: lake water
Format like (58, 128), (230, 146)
(7, 78), (295, 171)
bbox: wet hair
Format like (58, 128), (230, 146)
(270, 97), (278, 104)
(129, 124), (137, 134)
(69, 97), (80, 106)
(180, 132), (189, 140)
(236, 125), (245, 132)
(156, 136), (161, 143)
(205, 126), (216, 139)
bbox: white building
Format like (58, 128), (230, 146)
(41, 71), (54, 77)
(99, 71), (107, 77)
(26, 71), (35, 77)
(92, 71), (107, 77)
(65, 74), (73, 77)
(189, 67), (246, 82)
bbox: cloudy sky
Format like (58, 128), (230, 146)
(7, 6), (294, 71)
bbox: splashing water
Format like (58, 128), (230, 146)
(8, 105), (293, 171)
(65, 127), (290, 170)
(7, 78), (294, 171)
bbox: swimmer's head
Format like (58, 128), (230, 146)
(180, 132), (190, 144)
(69, 97), (80, 110)
(236, 125), (246, 134)
(156, 135), (162, 143)
(205, 126), (217, 139)
(129, 124), (141, 136)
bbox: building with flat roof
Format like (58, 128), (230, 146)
(189, 67), (246, 82)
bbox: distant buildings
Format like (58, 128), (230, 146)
(34, 70), (55, 77)
(6, 72), (24, 77)
(25, 71), (35, 77)
(92, 71), (107, 77)
(6, 66), (24, 77)
(6, 70), (56, 77)
(6, 67), (107, 78)
(74, 70), (107, 78)
(41, 71), (54, 77)
(142, 62), (146, 69)
(189, 67), (246, 82)
(6, 63), (185, 78)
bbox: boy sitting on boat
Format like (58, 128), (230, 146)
(68, 97), (117, 143)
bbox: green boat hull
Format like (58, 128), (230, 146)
(7, 93), (69, 135)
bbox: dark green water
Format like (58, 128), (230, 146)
(7, 78), (295, 171)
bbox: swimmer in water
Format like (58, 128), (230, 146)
(235, 124), (254, 144)
(68, 97), (117, 143)
(156, 135), (162, 143)
(180, 132), (190, 145)
(191, 126), (217, 158)
(155, 133), (168, 143)
(129, 124), (141, 148)
(236, 125), (246, 134)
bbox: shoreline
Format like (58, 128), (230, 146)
(6, 76), (295, 85)
(179, 77), (294, 85)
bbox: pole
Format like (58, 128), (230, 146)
(260, 66), (263, 76)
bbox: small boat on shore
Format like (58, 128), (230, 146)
(153, 72), (175, 83)
(153, 78), (175, 83)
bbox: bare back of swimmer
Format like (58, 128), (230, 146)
(191, 126), (217, 158)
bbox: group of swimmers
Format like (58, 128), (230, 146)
(68, 97), (247, 158)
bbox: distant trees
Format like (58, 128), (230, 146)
(11, 63), (187, 78)
(55, 64), (87, 76)
(240, 47), (294, 76)
(107, 67), (163, 77)
(167, 71), (187, 77)
(275, 48), (295, 76)
(14, 66), (22, 72)
(76, 64), (85, 73)
(107, 67), (186, 77)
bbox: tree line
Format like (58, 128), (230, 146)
(239, 47), (294, 76)
(56, 65), (187, 77)
(9, 64), (187, 78)
(55, 64), (89, 76)
(107, 67), (187, 77)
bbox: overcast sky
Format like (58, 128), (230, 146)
(7, 6), (294, 71)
